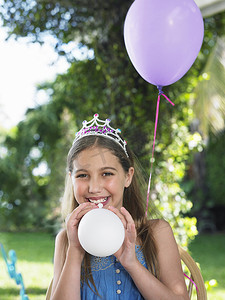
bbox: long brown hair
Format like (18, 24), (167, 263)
(61, 135), (160, 293)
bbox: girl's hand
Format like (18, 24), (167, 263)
(108, 206), (138, 269)
(65, 202), (97, 254)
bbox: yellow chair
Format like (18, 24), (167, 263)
(178, 245), (207, 300)
(46, 246), (207, 300)
(46, 279), (53, 300)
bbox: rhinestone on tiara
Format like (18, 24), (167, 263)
(73, 113), (129, 157)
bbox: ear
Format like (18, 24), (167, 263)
(124, 167), (134, 188)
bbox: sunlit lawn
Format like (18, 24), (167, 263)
(0, 232), (54, 300)
(189, 232), (225, 300)
(0, 231), (225, 299)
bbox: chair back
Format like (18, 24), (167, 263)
(46, 279), (53, 300)
(178, 245), (207, 300)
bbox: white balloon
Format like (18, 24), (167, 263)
(78, 208), (125, 257)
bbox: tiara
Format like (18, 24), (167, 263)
(73, 113), (129, 157)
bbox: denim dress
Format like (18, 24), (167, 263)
(80, 245), (147, 299)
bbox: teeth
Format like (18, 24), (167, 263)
(88, 197), (108, 204)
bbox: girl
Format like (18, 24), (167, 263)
(50, 114), (189, 300)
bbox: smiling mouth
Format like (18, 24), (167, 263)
(86, 196), (109, 204)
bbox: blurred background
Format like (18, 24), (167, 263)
(0, 0), (225, 299)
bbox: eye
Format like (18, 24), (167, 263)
(76, 174), (88, 178)
(103, 172), (114, 177)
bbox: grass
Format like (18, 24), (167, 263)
(0, 232), (55, 300)
(189, 233), (225, 300)
(0, 231), (225, 299)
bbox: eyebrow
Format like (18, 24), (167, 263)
(74, 168), (88, 174)
(100, 167), (117, 172)
(74, 167), (117, 174)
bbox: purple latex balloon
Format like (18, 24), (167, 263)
(124, 0), (204, 87)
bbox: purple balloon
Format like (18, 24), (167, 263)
(124, 0), (204, 87)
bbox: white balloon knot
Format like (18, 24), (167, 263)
(98, 203), (103, 209)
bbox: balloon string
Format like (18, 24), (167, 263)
(161, 93), (175, 106)
(145, 91), (174, 217)
(184, 273), (199, 293)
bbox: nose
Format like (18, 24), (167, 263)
(88, 177), (102, 194)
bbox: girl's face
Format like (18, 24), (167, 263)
(71, 146), (134, 209)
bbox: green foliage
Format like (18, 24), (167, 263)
(194, 38), (225, 137)
(151, 90), (201, 245)
(205, 130), (225, 206)
(0, 104), (66, 231)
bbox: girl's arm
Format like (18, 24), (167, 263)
(110, 207), (189, 300)
(50, 230), (83, 300)
(50, 202), (97, 300)
(125, 219), (189, 300)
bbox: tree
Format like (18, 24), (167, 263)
(187, 27), (225, 232)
